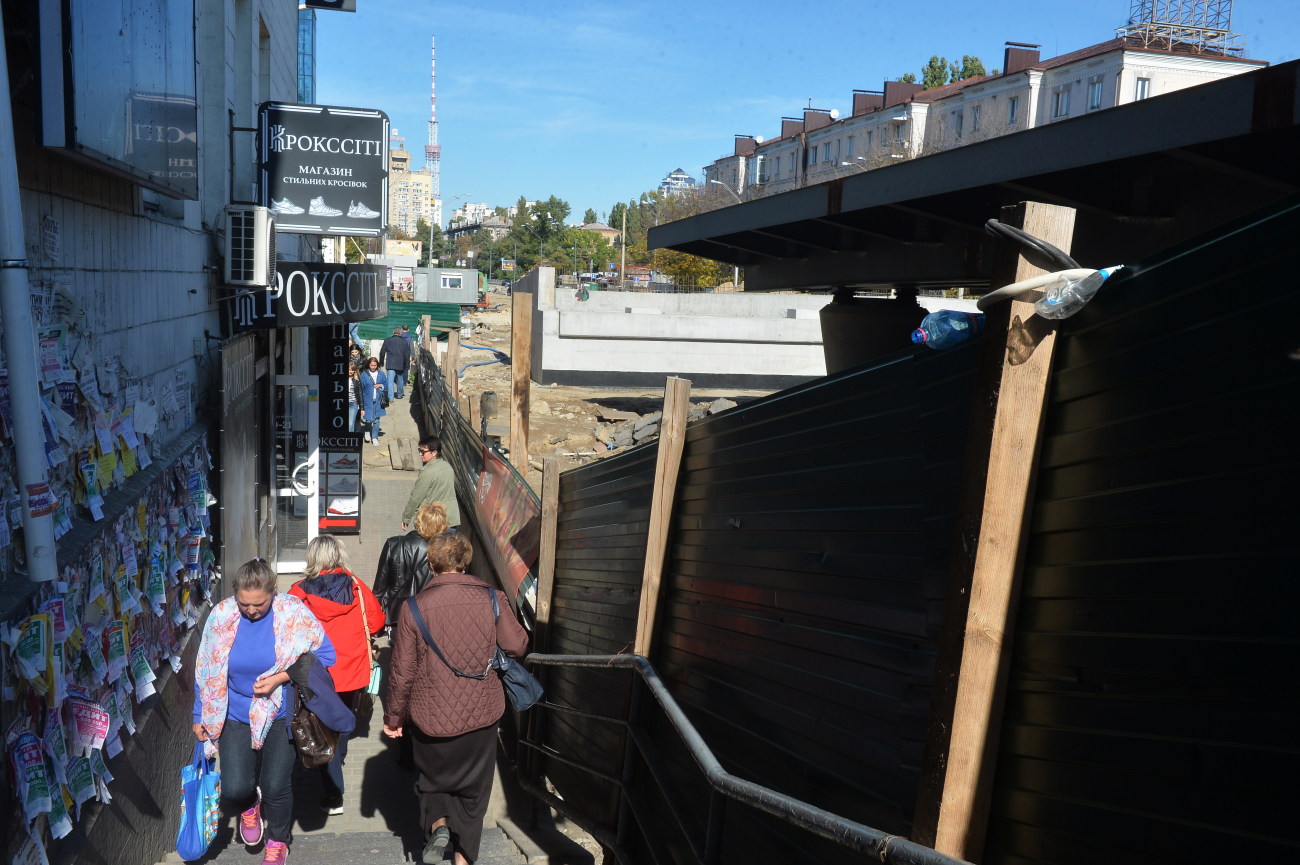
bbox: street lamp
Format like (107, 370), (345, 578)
(708, 179), (743, 203)
(840, 157), (869, 173)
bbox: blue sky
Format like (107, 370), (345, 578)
(315, 0), (1300, 226)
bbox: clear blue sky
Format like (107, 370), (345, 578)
(315, 0), (1299, 226)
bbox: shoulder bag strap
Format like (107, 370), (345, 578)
(354, 577), (377, 660)
(404, 596), (488, 680)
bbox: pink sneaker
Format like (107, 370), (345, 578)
(239, 791), (264, 847)
(262, 839), (288, 863)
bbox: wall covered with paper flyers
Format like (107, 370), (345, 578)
(0, 437), (217, 863)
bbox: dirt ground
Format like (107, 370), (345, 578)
(450, 291), (775, 492)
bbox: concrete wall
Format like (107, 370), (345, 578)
(526, 272), (831, 388)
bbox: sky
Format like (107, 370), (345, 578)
(314, 0), (1300, 227)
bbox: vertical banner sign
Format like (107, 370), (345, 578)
(314, 326), (362, 533)
(258, 102), (389, 236)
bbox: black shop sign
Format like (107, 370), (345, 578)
(258, 102), (389, 236)
(228, 262), (388, 331)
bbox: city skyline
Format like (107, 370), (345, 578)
(315, 0), (1300, 224)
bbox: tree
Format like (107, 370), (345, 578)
(921, 55), (950, 89)
(898, 72), (917, 84)
(414, 218), (452, 267)
(952, 55), (988, 81)
(582, 208), (597, 225)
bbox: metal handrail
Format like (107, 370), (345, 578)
(523, 652), (973, 865)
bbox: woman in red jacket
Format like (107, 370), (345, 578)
(383, 533), (528, 865)
(289, 535), (385, 816)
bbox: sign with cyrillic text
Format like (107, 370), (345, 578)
(258, 102), (388, 236)
(227, 262), (388, 331)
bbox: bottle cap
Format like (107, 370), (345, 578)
(911, 329), (927, 345)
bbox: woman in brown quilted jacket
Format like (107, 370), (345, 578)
(383, 533), (528, 865)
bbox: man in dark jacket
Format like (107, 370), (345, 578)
(379, 327), (411, 399)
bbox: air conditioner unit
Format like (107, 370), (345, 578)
(223, 205), (277, 287)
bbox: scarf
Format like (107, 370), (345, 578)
(194, 592), (325, 756)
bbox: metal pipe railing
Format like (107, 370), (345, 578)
(522, 653), (974, 865)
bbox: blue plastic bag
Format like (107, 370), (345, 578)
(175, 741), (220, 861)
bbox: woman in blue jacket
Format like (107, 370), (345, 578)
(359, 356), (388, 446)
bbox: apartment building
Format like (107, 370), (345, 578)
(704, 38), (1265, 198)
(388, 131), (436, 236)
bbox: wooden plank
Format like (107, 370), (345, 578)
(510, 282), (533, 476)
(633, 376), (692, 658)
(467, 392), (480, 431)
(536, 457), (561, 652)
(931, 201), (1075, 861)
(445, 327), (460, 403)
(388, 436), (421, 471)
(420, 314), (432, 354)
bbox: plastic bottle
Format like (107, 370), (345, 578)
(911, 310), (986, 350)
(1034, 265), (1123, 320)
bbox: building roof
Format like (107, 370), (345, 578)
(650, 61), (1300, 294)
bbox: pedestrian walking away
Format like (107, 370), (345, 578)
(402, 436), (461, 531)
(192, 558), (337, 864)
(374, 501), (448, 627)
(360, 356), (388, 446)
(380, 326), (411, 400)
(288, 536), (386, 817)
(383, 534), (529, 865)
(347, 360), (363, 434)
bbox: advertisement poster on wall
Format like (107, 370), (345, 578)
(258, 102), (389, 236)
(314, 325), (363, 533)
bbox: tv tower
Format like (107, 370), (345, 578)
(426, 36), (443, 227)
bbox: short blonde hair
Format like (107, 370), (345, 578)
(414, 502), (448, 539)
(427, 533), (472, 574)
(304, 535), (351, 578)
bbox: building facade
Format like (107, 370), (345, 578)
(0, 1), (383, 861)
(703, 38), (1265, 199)
(387, 131), (436, 237)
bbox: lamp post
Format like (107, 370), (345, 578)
(708, 179), (743, 203)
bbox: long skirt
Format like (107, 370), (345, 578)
(411, 722), (497, 863)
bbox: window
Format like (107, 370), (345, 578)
(953, 111), (964, 139)
(972, 105), (981, 132)
(864, 130), (873, 150)
(846, 136), (854, 157)
(1088, 79), (1103, 110)
(441, 275), (463, 290)
(1052, 88), (1070, 118)
(1136, 77), (1151, 100)
(895, 123), (905, 142)
(1007, 96), (1019, 125)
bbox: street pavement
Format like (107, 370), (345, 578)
(157, 377), (585, 865)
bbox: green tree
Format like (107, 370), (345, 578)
(898, 72), (917, 84)
(952, 55), (988, 81)
(413, 218), (452, 267)
(582, 208), (598, 225)
(921, 55), (950, 89)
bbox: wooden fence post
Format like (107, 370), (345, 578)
(633, 376), (692, 658)
(510, 282), (533, 476)
(930, 201), (1076, 861)
(535, 457), (561, 653)
(445, 327), (460, 403)
(420, 314), (432, 354)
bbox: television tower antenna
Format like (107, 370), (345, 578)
(426, 36), (443, 226)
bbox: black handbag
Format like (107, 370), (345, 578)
(290, 687), (339, 768)
(404, 589), (543, 713)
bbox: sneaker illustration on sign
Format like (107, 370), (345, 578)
(270, 198), (304, 215)
(308, 196), (342, 216)
(348, 201), (380, 219)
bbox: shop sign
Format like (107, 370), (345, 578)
(228, 262), (388, 331)
(258, 102), (388, 236)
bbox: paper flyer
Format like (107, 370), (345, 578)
(64, 697), (110, 756)
(12, 732), (52, 821)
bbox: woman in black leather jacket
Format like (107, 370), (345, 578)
(373, 502), (448, 626)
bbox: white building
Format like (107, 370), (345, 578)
(704, 38), (1265, 199)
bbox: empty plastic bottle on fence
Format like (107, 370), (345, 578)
(1034, 265), (1123, 320)
(911, 310), (986, 350)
